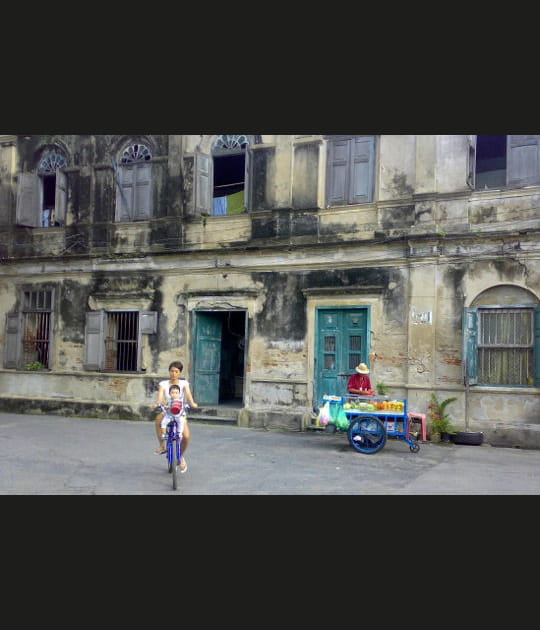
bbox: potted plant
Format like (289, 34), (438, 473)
(25, 361), (46, 371)
(376, 381), (390, 397)
(428, 393), (457, 443)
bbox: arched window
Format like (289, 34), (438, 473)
(16, 148), (68, 227)
(114, 143), (154, 221)
(463, 285), (540, 387)
(38, 150), (68, 173)
(214, 135), (251, 151)
(194, 134), (259, 216)
(120, 143), (152, 164)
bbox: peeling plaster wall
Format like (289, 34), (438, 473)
(379, 135), (416, 201)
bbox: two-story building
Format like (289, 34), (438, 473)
(0, 134), (538, 447)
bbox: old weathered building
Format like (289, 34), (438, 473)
(0, 134), (538, 446)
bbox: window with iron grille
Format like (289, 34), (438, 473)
(464, 305), (540, 387)
(104, 311), (139, 372)
(83, 309), (157, 372)
(478, 308), (534, 386)
(22, 290), (52, 368)
(4, 289), (54, 369)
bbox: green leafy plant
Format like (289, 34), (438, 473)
(428, 393), (457, 435)
(25, 361), (46, 371)
(376, 381), (389, 396)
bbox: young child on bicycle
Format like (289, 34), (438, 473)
(160, 384), (186, 445)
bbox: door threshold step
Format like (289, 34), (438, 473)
(189, 415), (237, 425)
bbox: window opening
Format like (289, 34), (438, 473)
(478, 307), (533, 385)
(37, 149), (67, 227)
(114, 144), (153, 221)
(475, 135), (507, 189)
(349, 335), (362, 370)
(104, 311), (139, 372)
(212, 135), (251, 216)
(22, 290), (52, 368)
(324, 335), (336, 370)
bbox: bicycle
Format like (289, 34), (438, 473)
(158, 402), (187, 490)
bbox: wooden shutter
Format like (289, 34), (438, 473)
(244, 146), (252, 212)
(55, 169), (67, 224)
(326, 137), (350, 206)
(507, 135), (540, 186)
(140, 311), (157, 334)
(4, 312), (22, 368)
(467, 135), (476, 190)
(350, 136), (375, 204)
(16, 172), (41, 227)
(115, 165), (133, 221)
(133, 163), (152, 220)
(462, 307), (478, 385)
(194, 149), (212, 215)
(535, 307), (540, 387)
(83, 310), (106, 370)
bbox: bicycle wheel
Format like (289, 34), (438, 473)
(171, 443), (178, 490)
(167, 439), (173, 473)
(167, 437), (174, 474)
(347, 415), (387, 454)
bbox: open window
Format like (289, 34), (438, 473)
(195, 135), (256, 216)
(16, 150), (67, 227)
(474, 135), (540, 189)
(113, 143), (153, 221)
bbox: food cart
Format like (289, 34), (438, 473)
(319, 393), (420, 454)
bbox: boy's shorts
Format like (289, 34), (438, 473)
(161, 414), (185, 435)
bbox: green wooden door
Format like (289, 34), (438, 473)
(315, 307), (369, 403)
(194, 312), (223, 404)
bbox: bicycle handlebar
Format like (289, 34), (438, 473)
(157, 402), (190, 414)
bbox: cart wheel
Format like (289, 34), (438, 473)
(325, 423), (337, 434)
(347, 415), (387, 454)
(407, 434), (420, 453)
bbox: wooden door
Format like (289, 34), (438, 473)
(315, 307), (369, 403)
(194, 312), (223, 404)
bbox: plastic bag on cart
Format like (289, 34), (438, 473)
(317, 402), (331, 426)
(334, 405), (349, 431)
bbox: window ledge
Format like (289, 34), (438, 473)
(469, 385), (540, 395)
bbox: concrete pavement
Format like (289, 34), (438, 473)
(1, 411), (540, 494)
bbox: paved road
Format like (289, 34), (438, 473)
(1, 412), (540, 494)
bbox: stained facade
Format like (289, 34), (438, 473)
(0, 134), (539, 447)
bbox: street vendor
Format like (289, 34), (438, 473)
(347, 363), (373, 395)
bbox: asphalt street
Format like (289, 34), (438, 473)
(1, 411), (540, 495)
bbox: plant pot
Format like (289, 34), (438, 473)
(440, 432), (452, 443)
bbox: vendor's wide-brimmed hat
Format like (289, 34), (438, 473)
(355, 363), (370, 374)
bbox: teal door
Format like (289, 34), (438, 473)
(315, 308), (369, 402)
(194, 312), (223, 404)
